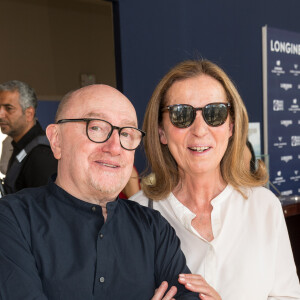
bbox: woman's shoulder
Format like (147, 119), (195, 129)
(129, 190), (149, 207)
(243, 186), (282, 210)
(247, 185), (279, 199)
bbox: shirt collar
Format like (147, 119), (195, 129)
(167, 185), (233, 231)
(167, 193), (196, 229)
(46, 175), (119, 215)
(210, 184), (233, 206)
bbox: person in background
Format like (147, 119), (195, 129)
(0, 84), (199, 300)
(0, 80), (57, 194)
(244, 139), (256, 173)
(131, 59), (300, 299)
(0, 135), (13, 175)
(119, 165), (140, 198)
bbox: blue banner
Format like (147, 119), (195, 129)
(262, 26), (300, 197)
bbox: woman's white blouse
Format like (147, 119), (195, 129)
(130, 185), (300, 300)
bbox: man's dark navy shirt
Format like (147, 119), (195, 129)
(0, 179), (198, 299)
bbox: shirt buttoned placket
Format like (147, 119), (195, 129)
(93, 204), (110, 298)
(169, 192), (222, 289)
(203, 200), (222, 288)
(187, 221), (217, 287)
(206, 191), (226, 289)
(203, 243), (216, 287)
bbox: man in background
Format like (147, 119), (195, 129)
(0, 80), (57, 194)
(0, 135), (13, 175)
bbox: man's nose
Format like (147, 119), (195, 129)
(0, 106), (6, 117)
(101, 129), (122, 155)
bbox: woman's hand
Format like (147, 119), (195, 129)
(151, 281), (177, 300)
(178, 274), (221, 300)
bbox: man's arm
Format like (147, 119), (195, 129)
(0, 200), (48, 300)
(154, 214), (199, 299)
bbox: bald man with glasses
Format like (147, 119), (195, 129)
(0, 85), (198, 300)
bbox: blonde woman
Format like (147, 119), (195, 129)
(131, 60), (300, 299)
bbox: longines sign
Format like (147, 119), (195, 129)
(262, 26), (300, 196)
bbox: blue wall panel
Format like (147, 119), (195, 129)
(111, 0), (300, 173)
(36, 100), (59, 130)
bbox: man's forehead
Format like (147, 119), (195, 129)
(0, 90), (20, 103)
(0, 90), (18, 97)
(84, 112), (137, 127)
(61, 86), (138, 126)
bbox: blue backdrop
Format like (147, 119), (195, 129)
(36, 100), (59, 130)
(109, 0), (300, 174)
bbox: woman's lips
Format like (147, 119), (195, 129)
(188, 146), (210, 153)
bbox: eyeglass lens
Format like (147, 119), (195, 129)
(169, 103), (229, 128)
(87, 119), (143, 150)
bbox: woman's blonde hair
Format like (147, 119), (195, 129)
(142, 59), (268, 200)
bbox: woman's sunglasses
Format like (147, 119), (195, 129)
(161, 102), (231, 128)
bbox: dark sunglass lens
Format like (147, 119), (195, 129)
(203, 104), (229, 126)
(169, 105), (194, 128)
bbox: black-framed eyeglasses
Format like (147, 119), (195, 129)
(56, 118), (145, 151)
(161, 102), (231, 128)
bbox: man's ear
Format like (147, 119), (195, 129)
(25, 107), (35, 122)
(46, 124), (61, 160)
(158, 127), (167, 145)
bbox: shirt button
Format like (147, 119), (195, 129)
(99, 277), (105, 283)
(92, 206), (96, 212)
(99, 233), (104, 239)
